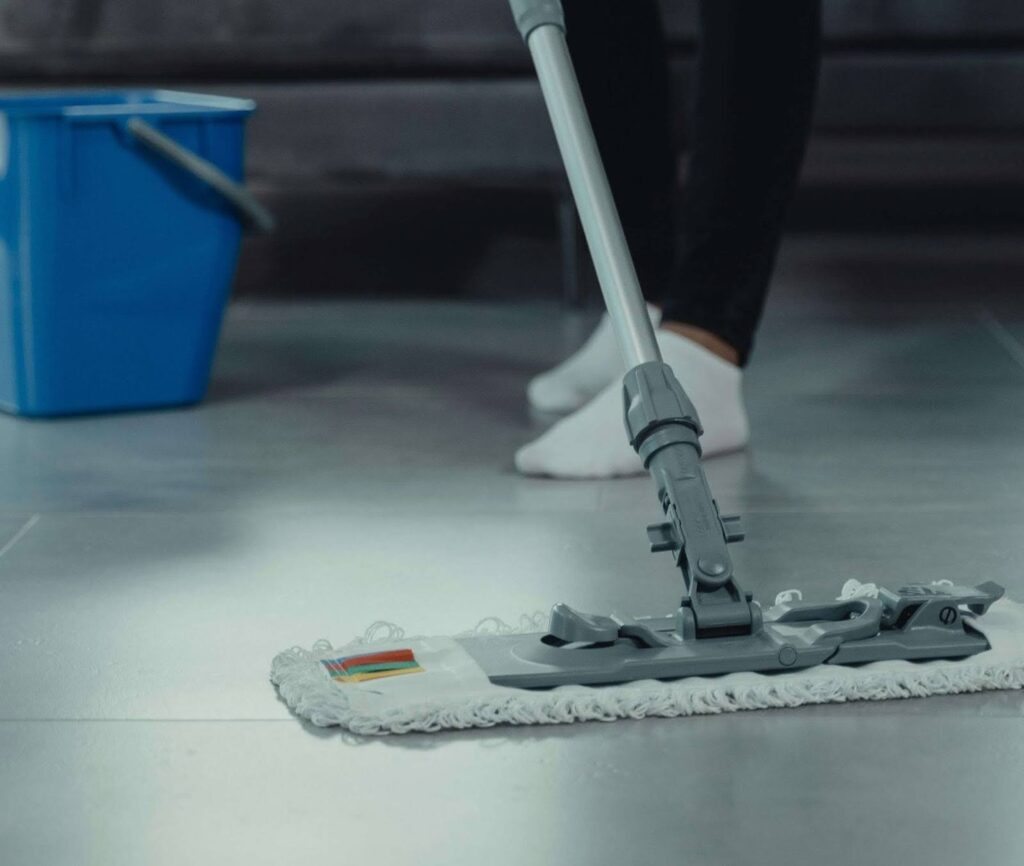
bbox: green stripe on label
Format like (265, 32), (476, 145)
(341, 660), (422, 675)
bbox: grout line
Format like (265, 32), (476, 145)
(977, 307), (1024, 371)
(0, 513), (40, 561)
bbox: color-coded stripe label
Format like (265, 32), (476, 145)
(321, 648), (425, 683)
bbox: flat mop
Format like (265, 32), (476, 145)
(272, 0), (1023, 733)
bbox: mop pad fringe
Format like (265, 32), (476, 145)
(271, 583), (1024, 736)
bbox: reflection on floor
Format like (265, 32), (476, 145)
(1, 234), (1023, 865)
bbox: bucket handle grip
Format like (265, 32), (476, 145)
(126, 117), (275, 233)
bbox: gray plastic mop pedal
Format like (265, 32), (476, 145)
(879, 581), (1003, 626)
(826, 580), (1005, 664)
(547, 604), (620, 644)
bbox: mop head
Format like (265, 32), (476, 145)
(271, 582), (1024, 736)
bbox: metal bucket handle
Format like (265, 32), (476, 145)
(126, 117), (275, 234)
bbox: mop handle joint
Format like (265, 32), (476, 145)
(509, 0), (565, 42)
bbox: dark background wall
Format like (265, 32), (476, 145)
(3, 0), (1023, 298)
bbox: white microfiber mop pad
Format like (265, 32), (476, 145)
(271, 585), (1024, 736)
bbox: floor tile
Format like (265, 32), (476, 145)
(2, 255), (1023, 864)
(1, 717), (1021, 866)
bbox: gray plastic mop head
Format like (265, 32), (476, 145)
(457, 581), (1004, 689)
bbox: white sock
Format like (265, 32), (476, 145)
(527, 303), (662, 413)
(515, 329), (749, 479)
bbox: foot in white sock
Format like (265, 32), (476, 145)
(527, 303), (661, 413)
(515, 329), (749, 479)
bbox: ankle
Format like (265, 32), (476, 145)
(660, 321), (741, 367)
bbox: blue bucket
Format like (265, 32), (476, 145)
(0, 90), (271, 417)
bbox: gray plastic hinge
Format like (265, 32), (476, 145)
(509, 0), (566, 42)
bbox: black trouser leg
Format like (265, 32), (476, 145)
(563, 0), (676, 298)
(661, 0), (822, 364)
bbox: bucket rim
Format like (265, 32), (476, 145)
(0, 89), (256, 119)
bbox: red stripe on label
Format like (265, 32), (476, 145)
(337, 649), (416, 670)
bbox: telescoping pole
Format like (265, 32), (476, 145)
(508, 0), (662, 371)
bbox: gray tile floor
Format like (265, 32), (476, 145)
(1, 235), (1023, 865)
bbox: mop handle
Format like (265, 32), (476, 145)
(511, 1), (662, 370)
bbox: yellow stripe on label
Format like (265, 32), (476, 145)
(331, 666), (425, 684)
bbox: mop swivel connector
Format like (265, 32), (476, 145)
(623, 362), (753, 638)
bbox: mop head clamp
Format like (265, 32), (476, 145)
(457, 363), (1006, 689)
